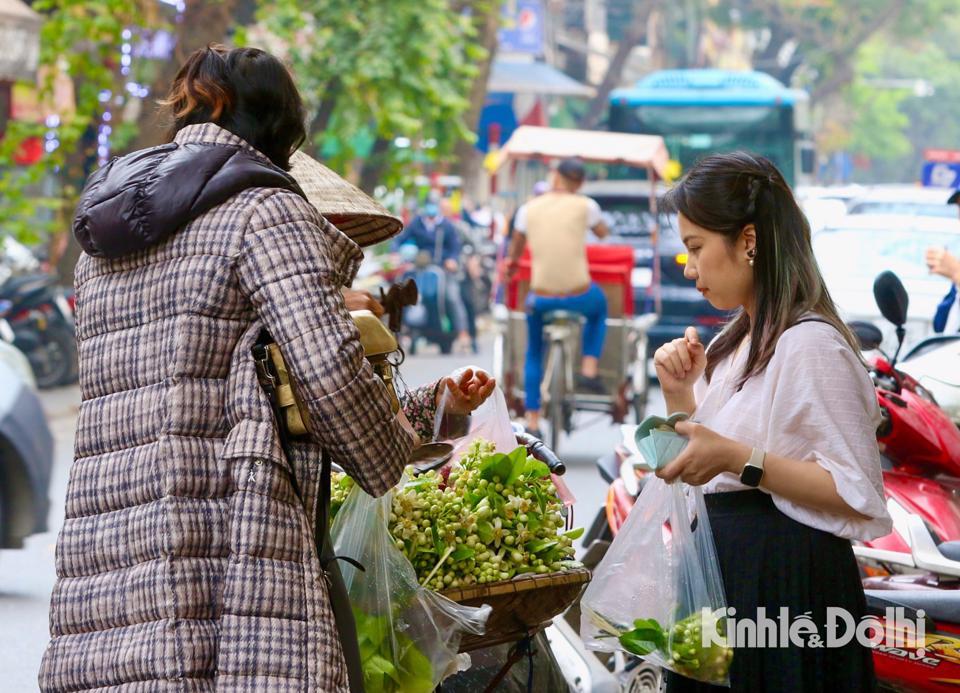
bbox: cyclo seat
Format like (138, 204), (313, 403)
(542, 310), (583, 324)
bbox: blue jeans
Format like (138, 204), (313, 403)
(524, 283), (607, 412)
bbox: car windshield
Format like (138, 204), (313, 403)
(595, 199), (657, 237)
(849, 201), (956, 218)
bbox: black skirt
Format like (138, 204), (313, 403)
(666, 490), (876, 693)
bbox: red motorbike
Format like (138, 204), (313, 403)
(854, 271), (960, 558)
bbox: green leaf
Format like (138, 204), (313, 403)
(451, 546), (476, 562)
(619, 633), (660, 657)
(523, 459), (551, 479)
(396, 640), (435, 693)
(476, 520), (495, 544)
(365, 654), (398, 680)
(564, 527), (585, 540)
(505, 446), (529, 486)
(525, 539), (558, 554)
(479, 453), (513, 482)
(617, 618), (667, 656)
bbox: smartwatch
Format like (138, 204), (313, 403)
(739, 447), (766, 487)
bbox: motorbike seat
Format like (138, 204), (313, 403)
(937, 541), (960, 562)
(594, 452), (621, 485)
(865, 589), (960, 624)
(1, 274), (53, 296)
(542, 310), (583, 325)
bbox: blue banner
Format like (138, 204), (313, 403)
(922, 161), (960, 189)
(498, 0), (544, 55)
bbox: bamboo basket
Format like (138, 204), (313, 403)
(442, 567), (591, 652)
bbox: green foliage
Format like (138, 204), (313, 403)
(262, 0), (487, 186)
(844, 42), (913, 163)
(846, 12), (960, 181)
(0, 0), (159, 242)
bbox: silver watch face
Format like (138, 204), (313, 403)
(740, 464), (763, 487)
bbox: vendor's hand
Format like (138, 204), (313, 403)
(342, 288), (385, 317)
(926, 247), (960, 283)
(656, 420), (750, 486)
(444, 258), (459, 273)
(438, 368), (497, 416)
(654, 326), (707, 394)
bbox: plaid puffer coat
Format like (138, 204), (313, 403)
(39, 123), (431, 692)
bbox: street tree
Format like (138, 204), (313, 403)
(0, 0), (163, 282)
(263, 0), (487, 192)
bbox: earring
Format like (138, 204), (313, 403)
(747, 249), (756, 267)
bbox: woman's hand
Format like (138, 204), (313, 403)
(438, 368), (497, 416)
(656, 420), (750, 486)
(653, 326), (707, 394)
(342, 288), (385, 317)
(926, 247), (960, 283)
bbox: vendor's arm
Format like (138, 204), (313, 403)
(401, 368), (497, 441)
(400, 381), (444, 442)
(236, 191), (415, 497)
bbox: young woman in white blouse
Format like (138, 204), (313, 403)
(653, 152), (892, 692)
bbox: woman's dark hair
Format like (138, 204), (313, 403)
(662, 151), (860, 387)
(161, 44), (306, 170)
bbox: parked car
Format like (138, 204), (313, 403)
(581, 180), (729, 354)
(0, 357), (53, 549)
(847, 185), (957, 219)
(812, 214), (960, 353)
(796, 184), (867, 208)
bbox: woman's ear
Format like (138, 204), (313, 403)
(740, 223), (757, 254)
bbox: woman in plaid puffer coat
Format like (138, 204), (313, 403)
(39, 45), (493, 693)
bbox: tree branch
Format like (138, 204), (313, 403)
(578, 0), (659, 129)
(810, 0), (907, 101)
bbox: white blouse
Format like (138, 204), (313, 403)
(692, 318), (893, 541)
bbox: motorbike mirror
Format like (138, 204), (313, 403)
(380, 278), (419, 334)
(873, 271), (909, 327)
(847, 321), (884, 351)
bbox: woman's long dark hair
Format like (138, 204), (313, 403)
(160, 44), (306, 170)
(662, 151), (860, 387)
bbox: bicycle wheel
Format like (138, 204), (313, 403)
(547, 341), (566, 454)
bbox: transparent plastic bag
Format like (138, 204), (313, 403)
(580, 476), (733, 686)
(435, 377), (576, 510)
(332, 481), (492, 693)
(434, 372), (517, 460)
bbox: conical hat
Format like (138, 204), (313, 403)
(289, 150), (403, 247)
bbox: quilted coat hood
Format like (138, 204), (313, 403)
(73, 136), (305, 259)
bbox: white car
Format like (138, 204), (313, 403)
(812, 214), (960, 353)
(847, 185), (957, 219)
